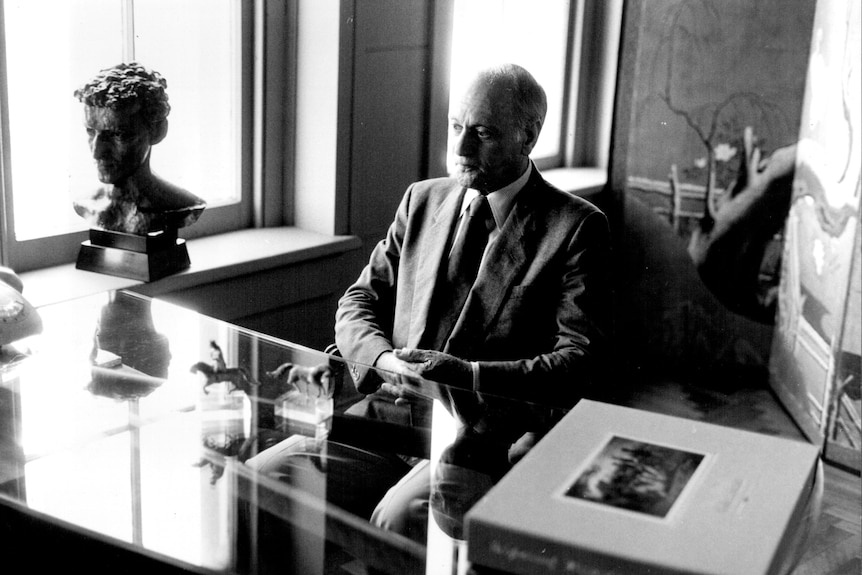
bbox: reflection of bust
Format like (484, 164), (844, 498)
(73, 62), (205, 235)
(95, 294), (172, 378)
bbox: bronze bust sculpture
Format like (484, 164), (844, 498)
(73, 62), (205, 235)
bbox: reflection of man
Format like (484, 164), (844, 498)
(335, 64), (611, 540)
(73, 62), (205, 235)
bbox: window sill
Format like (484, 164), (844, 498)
(18, 170), (604, 309)
(542, 166), (607, 198)
(19, 227), (362, 309)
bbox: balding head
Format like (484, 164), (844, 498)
(467, 64), (547, 135)
(449, 64), (546, 192)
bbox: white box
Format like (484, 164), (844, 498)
(465, 400), (821, 575)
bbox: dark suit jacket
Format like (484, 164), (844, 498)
(335, 166), (611, 420)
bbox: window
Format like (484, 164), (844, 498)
(0, 0), (253, 271)
(448, 0), (622, 173)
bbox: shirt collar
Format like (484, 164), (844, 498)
(460, 163), (532, 229)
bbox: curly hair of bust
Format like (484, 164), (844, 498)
(74, 62), (171, 125)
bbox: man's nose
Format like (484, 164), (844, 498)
(452, 131), (475, 157)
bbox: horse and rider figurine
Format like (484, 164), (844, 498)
(189, 341), (334, 401)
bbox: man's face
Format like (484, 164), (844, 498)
(448, 80), (531, 193)
(84, 105), (152, 185)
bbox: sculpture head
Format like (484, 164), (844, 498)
(74, 63), (170, 185)
(72, 63), (205, 236)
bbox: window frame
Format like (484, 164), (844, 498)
(439, 0), (622, 177)
(560, 0), (622, 173)
(0, 0), (257, 273)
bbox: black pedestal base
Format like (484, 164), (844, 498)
(76, 229), (190, 281)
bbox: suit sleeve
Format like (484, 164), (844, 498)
(474, 208), (612, 409)
(334, 185), (413, 393)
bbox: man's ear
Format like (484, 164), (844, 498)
(521, 121), (542, 156)
(150, 119), (169, 145)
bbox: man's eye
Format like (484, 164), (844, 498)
(475, 129), (492, 140)
(450, 123), (463, 134)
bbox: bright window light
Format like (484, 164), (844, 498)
(449, 0), (571, 164)
(2, 0), (240, 242)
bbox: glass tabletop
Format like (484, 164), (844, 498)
(0, 289), (555, 575)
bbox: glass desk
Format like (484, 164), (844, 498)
(0, 290), (821, 575)
(0, 289), (546, 574)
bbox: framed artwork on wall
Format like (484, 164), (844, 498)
(608, 0), (861, 471)
(607, 0), (816, 375)
(769, 0), (861, 471)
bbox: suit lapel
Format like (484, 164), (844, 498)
(409, 184), (465, 346)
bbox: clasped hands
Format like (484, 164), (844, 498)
(375, 348), (472, 406)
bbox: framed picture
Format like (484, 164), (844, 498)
(607, 0), (861, 470)
(768, 0), (861, 470)
(562, 435), (706, 521)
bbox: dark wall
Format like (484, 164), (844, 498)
(343, 0), (444, 268)
(148, 247), (361, 352)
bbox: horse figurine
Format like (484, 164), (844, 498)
(189, 340), (259, 395)
(190, 361), (258, 395)
(267, 362), (334, 399)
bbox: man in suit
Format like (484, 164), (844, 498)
(334, 63), (611, 540)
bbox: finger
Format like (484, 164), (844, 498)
(394, 348), (425, 362)
(380, 382), (403, 398)
(401, 361), (426, 375)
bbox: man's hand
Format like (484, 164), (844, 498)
(375, 348), (473, 406)
(395, 349), (473, 387)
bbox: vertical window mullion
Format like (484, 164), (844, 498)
(122, 0), (135, 61)
(0, 0), (12, 265)
(563, 0), (586, 168)
(252, 0), (264, 228)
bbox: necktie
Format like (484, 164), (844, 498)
(420, 193), (494, 427)
(447, 194), (494, 300)
(425, 193), (494, 350)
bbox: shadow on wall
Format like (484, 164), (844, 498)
(611, 193), (774, 385)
